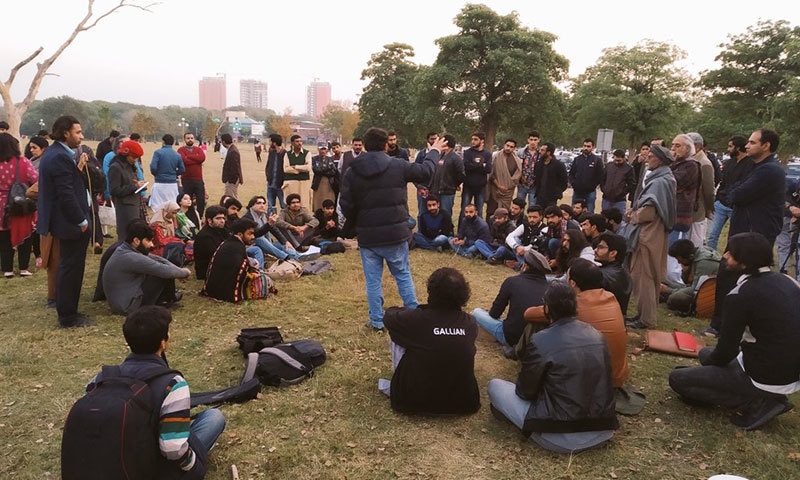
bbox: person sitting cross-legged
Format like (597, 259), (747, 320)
(102, 219), (190, 315)
(242, 195), (302, 262)
(61, 305), (226, 479)
(412, 195), (453, 251)
(594, 231), (632, 316)
(669, 232), (800, 431)
(472, 249), (550, 356)
(474, 207), (516, 262)
(660, 238), (721, 315)
(449, 203), (491, 257)
(488, 282), (619, 454)
(275, 193), (319, 248)
(380, 267), (480, 416)
(194, 206), (228, 280)
(201, 218), (277, 303)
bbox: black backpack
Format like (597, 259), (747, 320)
(236, 327), (284, 355)
(61, 365), (179, 480)
(243, 340), (327, 387)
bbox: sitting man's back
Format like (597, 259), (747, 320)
(488, 283), (618, 453)
(61, 305), (225, 479)
(382, 267), (480, 415)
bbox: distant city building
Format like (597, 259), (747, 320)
(306, 80), (331, 118)
(199, 76), (226, 111)
(240, 79), (269, 109)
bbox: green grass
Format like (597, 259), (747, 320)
(1, 141), (798, 479)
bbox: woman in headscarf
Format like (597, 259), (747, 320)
(175, 192), (199, 241)
(149, 201), (189, 265)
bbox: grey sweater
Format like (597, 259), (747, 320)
(102, 242), (188, 314)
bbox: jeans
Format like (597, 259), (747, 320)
(574, 189), (597, 213)
(360, 242), (418, 328)
(706, 201), (732, 250)
(253, 236), (300, 261)
(668, 228), (686, 248)
(450, 240), (479, 257)
(516, 185), (536, 209)
(601, 199), (627, 215)
(412, 233), (450, 250)
(416, 193), (427, 226)
(267, 185), (285, 213)
(472, 308), (508, 345)
(438, 194), (456, 220)
(669, 347), (788, 411)
(474, 240), (514, 260)
(246, 245), (264, 269)
(460, 188), (486, 222)
(776, 216), (796, 275)
(192, 408), (226, 453)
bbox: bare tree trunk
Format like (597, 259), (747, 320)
(0, 0), (155, 139)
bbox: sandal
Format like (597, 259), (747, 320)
(19, 270), (33, 277)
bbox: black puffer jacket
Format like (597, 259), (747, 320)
(516, 317), (618, 436)
(339, 150), (435, 248)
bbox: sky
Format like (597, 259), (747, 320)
(4, 0), (799, 115)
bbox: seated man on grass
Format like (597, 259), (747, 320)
(449, 203), (491, 257)
(661, 238), (721, 315)
(474, 207), (516, 262)
(194, 206), (228, 280)
(669, 232), (800, 431)
(275, 193), (319, 248)
(380, 267), (480, 416)
(488, 282), (619, 453)
(201, 219), (276, 303)
(102, 219), (190, 315)
(242, 195), (302, 262)
(594, 231), (632, 316)
(62, 305), (225, 479)
(472, 249), (550, 357)
(412, 195), (453, 251)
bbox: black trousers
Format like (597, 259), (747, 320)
(0, 230), (32, 272)
(183, 179), (206, 218)
(141, 275), (176, 306)
(56, 232), (90, 325)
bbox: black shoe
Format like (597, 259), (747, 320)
(103, 234), (113, 238)
(730, 397), (794, 431)
(501, 345), (518, 360)
(625, 318), (649, 330)
(696, 326), (720, 338)
(45, 299), (57, 309)
(486, 257), (502, 265)
(59, 314), (96, 329)
(490, 404), (512, 424)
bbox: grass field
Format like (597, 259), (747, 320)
(1, 140), (798, 479)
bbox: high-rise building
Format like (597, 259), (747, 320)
(199, 76), (226, 111)
(240, 79), (269, 109)
(306, 80), (331, 118)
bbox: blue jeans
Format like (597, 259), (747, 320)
(474, 240), (512, 260)
(574, 190), (597, 213)
(254, 236), (300, 261)
(668, 229), (687, 248)
(192, 408), (226, 453)
(412, 233), (450, 250)
(450, 240), (479, 257)
(472, 308), (508, 345)
(516, 185), (536, 209)
(246, 246), (264, 269)
(360, 242), (418, 328)
(776, 216), (797, 276)
(267, 185), (285, 213)
(438, 194), (456, 220)
(601, 199), (627, 214)
(706, 201), (732, 250)
(461, 187), (486, 220)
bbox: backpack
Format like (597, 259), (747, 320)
(266, 258), (303, 281)
(236, 326), (284, 355)
(301, 260), (333, 276)
(243, 339), (327, 387)
(61, 365), (179, 480)
(320, 241), (346, 255)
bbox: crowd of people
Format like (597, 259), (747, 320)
(1, 116), (799, 475)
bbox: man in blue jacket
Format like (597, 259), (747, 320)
(37, 115), (94, 328)
(149, 134), (186, 210)
(339, 127), (441, 330)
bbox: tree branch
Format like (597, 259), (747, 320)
(4, 47), (43, 87)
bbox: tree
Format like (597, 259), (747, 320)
(357, 43), (422, 141)
(427, 4), (569, 148)
(568, 40), (693, 155)
(0, 0), (155, 138)
(269, 109), (295, 142)
(322, 101), (360, 143)
(92, 104), (116, 139)
(697, 20), (800, 153)
(129, 110), (157, 141)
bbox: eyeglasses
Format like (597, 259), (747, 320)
(595, 244), (609, 251)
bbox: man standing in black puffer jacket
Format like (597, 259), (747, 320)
(339, 128), (442, 330)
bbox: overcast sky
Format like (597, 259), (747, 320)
(4, 0), (798, 115)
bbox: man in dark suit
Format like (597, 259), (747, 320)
(37, 115), (94, 328)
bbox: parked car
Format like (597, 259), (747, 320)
(786, 161), (800, 184)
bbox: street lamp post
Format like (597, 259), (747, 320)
(38, 118), (45, 130)
(178, 117), (189, 136)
